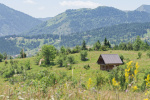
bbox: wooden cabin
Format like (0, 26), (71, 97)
(97, 54), (123, 71)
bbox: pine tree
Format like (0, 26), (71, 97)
(82, 40), (87, 50)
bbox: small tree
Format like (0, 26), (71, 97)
(41, 45), (56, 65)
(119, 54), (124, 63)
(138, 52), (142, 59)
(147, 51), (150, 58)
(0, 53), (3, 62)
(81, 40), (87, 50)
(93, 40), (101, 51)
(60, 46), (66, 54)
(80, 50), (88, 61)
(67, 55), (75, 64)
(3, 52), (7, 60)
(57, 55), (66, 67)
(20, 49), (26, 58)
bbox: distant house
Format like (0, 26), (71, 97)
(97, 54), (123, 71)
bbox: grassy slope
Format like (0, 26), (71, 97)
(0, 50), (149, 99)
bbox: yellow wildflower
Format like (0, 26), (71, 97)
(145, 74), (150, 87)
(127, 61), (133, 67)
(112, 78), (119, 86)
(132, 86), (138, 92)
(87, 78), (92, 89)
(144, 98), (148, 100)
(134, 69), (138, 76)
(135, 62), (139, 69)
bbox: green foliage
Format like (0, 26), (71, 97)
(67, 55), (76, 64)
(83, 64), (90, 70)
(60, 46), (66, 54)
(72, 45), (81, 53)
(93, 40), (101, 51)
(66, 64), (72, 70)
(96, 73), (106, 89)
(147, 50), (150, 58)
(3, 52), (7, 60)
(41, 45), (56, 65)
(25, 60), (30, 70)
(119, 54), (124, 62)
(80, 50), (88, 61)
(20, 49), (26, 58)
(101, 45), (107, 51)
(104, 37), (111, 48)
(133, 36), (142, 51)
(109, 66), (126, 90)
(0, 53), (3, 62)
(57, 55), (67, 67)
(3, 68), (15, 78)
(138, 52), (142, 59)
(81, 40), (87, 50)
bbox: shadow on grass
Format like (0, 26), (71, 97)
(40, 62), (56, 67)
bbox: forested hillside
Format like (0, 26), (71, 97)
(25, 6), (150, 36)
(0, 3), (42, 36)
(1, 22), (150, 55)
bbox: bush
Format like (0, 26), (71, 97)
(80, 50), (88, 61)
(119, 54), (124, 62)
(25, 60), (30, 70)
(57, 55), (67, 67)
(137, 52), (142, 59)
(3, 69), (15, 78)
(66, 64), (72, 70)
(147, 51), (150, 58)
(84, 64), (90, 70)
(67, 55), (75, 64)
(0, 53), (3, 62)
(96, 73), (106, 89)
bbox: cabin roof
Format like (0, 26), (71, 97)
(97, 54), (123, 64)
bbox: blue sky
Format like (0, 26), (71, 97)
(0, 0), (150, 18)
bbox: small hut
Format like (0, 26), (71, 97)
(97, 54), (123, 71)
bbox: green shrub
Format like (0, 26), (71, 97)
(137, 52), (142, 59)
(25, 60), (30, 70)
(3, 69), (15, 78)
(80, 50), (88, 61)
(96, 73), (106, 89)
(147, 51), (150, 58)
(67, 55), (75, 64)
(119, 54), (124, 62)
(84, 64), (90, 70)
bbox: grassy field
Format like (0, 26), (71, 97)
(0, 50), (149, 100)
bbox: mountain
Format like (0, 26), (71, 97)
(38, 17), (52, 21)
(0, 3), (42, 36)
(1, 22), (150, 55)
(136, 5), (150, 13)
(25, 6), (150, 36)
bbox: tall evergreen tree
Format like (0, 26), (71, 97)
(93, 40), (101, 50)
(133, 36), (142, 51)
(81, 40), (87, 50)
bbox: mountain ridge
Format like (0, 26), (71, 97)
(24, 6), (150, 36)
(136, 5), (150, 13)
(0, 3), (42, 36)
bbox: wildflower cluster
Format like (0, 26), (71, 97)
(87, 78), (92, 89)
(125, 61), (139, 84)
(112, 78), (120, 90)
(144, 74), (150, 100)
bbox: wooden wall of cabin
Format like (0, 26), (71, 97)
(100, 64), (121, 70)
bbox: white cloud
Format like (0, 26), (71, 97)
(38, 6), (46, 11)
(24, 0), (36, 4)
(60, 1), (101, 8)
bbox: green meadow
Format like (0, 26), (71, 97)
(0, 50), (150, 100)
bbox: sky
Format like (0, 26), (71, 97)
(0, 0), (150, 18)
